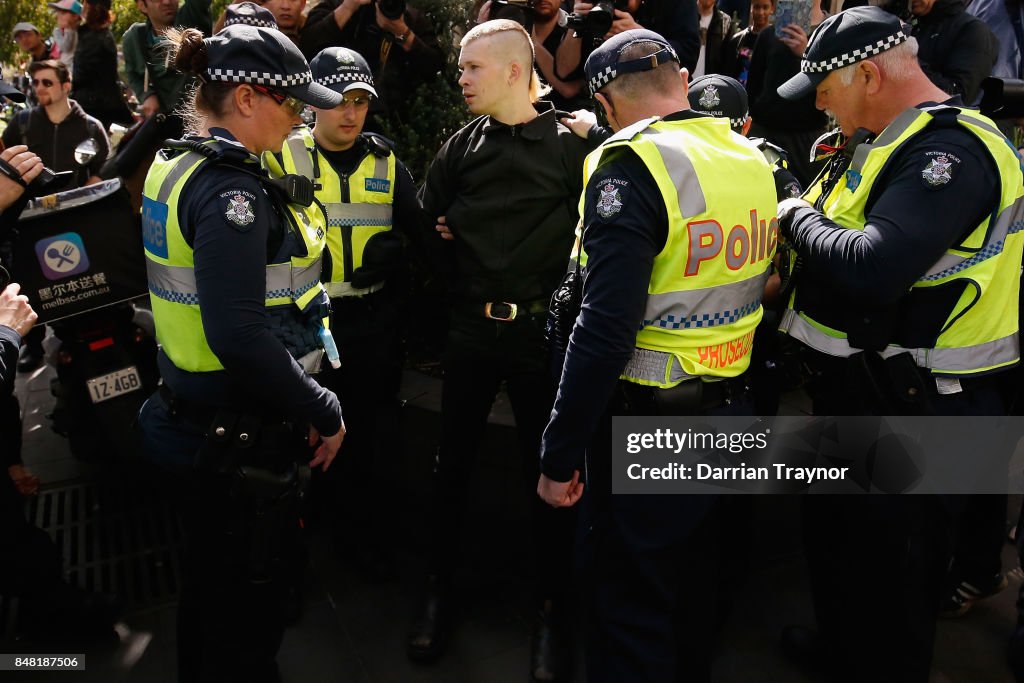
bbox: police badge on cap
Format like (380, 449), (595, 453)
(310, 47), (379, 97)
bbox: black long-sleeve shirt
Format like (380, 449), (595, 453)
(159, 129), (342, 437)
(419, 102), (593, 304)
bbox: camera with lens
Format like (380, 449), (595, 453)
(491, 0), (539, 28)
(564, 0), (631, 37)
(375, 0), (406, 20)
(0, 156), (70, 198)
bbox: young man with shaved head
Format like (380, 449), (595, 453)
(407, 19), (593, 683)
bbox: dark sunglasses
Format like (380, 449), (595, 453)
(31, 78), (56, 88)
(339, 95), (371, 108)
(251, 84), (305, 116)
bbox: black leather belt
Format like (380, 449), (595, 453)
(463, 298), (549, 322)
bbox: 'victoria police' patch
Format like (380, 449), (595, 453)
(222, 190), (256, 229)
(921, 151), (960, 187)
(365, 178), (391, 193)
(596, 180), (626, 218)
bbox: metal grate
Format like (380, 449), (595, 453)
(26, 481), (184, 612)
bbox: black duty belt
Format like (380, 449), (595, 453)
(462, 298), (549, 322)
(160, 383), (217, 430)
(620, 375), (751, 416)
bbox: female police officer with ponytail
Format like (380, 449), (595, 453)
(136, 23), (343, 683)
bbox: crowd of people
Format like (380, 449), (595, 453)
(2, 0), (1024, 682)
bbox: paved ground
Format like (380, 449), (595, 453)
(3, 363), (1022, 682)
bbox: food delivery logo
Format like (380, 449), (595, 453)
(35, 232), (90, 281)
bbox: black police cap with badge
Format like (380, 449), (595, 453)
(202, 24), (341, 109)
(688, 74), (749, 132)
(166, 25), (341, 206)
(222, 2), (278, 30)
(777, 6), (909, 100)
(584, 28), (679, 96)
(310, 47), (379, 99)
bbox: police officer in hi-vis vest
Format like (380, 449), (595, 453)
(269, 46), (424, 576)
(538, 29), (779, 683)
(136, 24), (344, 682)
(773, 7), (1024, 680)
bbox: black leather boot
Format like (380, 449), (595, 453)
(530, 600), (570, 683)
(407, 574), (451, 663)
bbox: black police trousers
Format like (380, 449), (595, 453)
(581, 381), (754, 683)
(313, 291), (404, 553)
(429, 310), (575, 603)
(801, 354), (1006, 682)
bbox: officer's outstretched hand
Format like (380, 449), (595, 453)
(308, 421), (346, 472)
(435, 215), (454, 241)
(538, 471), (584, 508)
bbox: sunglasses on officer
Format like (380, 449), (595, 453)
(339, 94), (371, 109)
(251, 84), (305, 116)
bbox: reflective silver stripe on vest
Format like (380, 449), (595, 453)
(287, 135), (315, 179)
(621, 348), (696, 385)
(148, 258), (321, 305)
(147, 261), (200, 305)
(157, 151), (206, 203)
(266, 259), (322, 301)
(324, 280), (384, 298)
(781, 308), (1020, 371)
(640, 126), (708, 217)
(373, 154), (387, 179)
(920, 200), (1024, 281)
(324, 202), (393, 228)
(640, 273), (767, 330)
(846, 106), (1024, 282)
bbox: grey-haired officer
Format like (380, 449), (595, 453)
(271, 46), (425, 576)
(774, 7), (1024, 680)
(136, 24), (343, 681)
(539, 29), (778, 683)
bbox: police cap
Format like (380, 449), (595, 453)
(203, 25), (341, 109)
(584, 29), (679, 96)
(222, 2), (278, 30)
(688, 74), (749, 132)
(778, 6), (909, 100)
(310, 47), (379, 98)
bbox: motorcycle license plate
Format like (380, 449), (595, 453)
(86, 366), (142, 404)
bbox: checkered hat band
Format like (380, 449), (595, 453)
(205, 68), (312, 87)
(588, 65), (618, 96)
(224, 17), (277, 28)
(317, 72), (374, 87)
(801, 30), (908, 74)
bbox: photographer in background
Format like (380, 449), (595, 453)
(300, 0), (445, 131)
(554, 0), (700, 86)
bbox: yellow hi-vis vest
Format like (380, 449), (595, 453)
(142, 139), (329, 373)
(273, 126), (397, 298)
(781, 105), (1024, 376)
(579, 116), (779, 387)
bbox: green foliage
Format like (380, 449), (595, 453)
(0, 0), (143, 67)
(379, 0), (473, 183)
